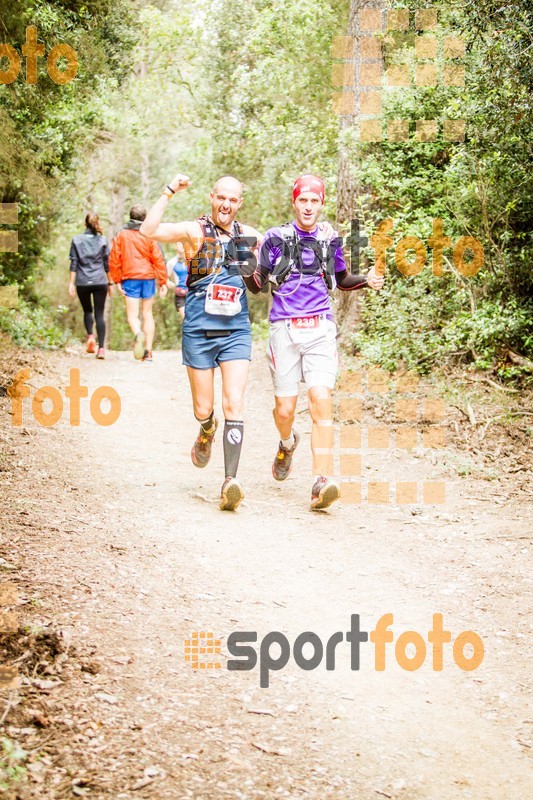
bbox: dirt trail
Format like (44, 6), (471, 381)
(0, 346), (531, 799)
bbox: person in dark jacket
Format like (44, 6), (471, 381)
(69, 213), (110, 359)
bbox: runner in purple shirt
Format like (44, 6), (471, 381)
(260, 223), (348, 322)
(242, 174), (384, 511)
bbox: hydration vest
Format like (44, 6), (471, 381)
(186, 215), (246, 288)
(269, 223), (338, 292)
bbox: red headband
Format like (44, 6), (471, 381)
(292, 175), (325, 203)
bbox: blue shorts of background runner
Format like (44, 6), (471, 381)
(122, 279), (156, 299)
(182, 328), (252, 369)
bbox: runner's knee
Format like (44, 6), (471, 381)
(222, 390), (244, 419)
(275, 398), (296, 424)
(194, 402), (214, 420)
(308, 388), (332, 421)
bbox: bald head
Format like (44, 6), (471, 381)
(213, 176), (243, 197)
(210, 175), (244, 230)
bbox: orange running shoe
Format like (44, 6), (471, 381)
(191, 417), (218, 468)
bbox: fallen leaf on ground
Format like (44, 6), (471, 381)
(94, 692), (118, 704)
(132, 777), (154, 790)
(246, 708), (276, 717)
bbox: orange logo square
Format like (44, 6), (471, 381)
(184, 632), (221, 670)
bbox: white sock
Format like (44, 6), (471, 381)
(281, 432), (295, 450)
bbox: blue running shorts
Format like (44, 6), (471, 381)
(122, 279), (156, 299)
(182, 328), (252, 369)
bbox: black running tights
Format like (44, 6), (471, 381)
(76, 285), (107, 348)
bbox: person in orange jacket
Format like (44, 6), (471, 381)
(109, 204), (168, 362)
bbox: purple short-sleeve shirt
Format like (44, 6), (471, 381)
(259, 223), (347, 322)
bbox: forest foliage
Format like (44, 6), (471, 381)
(347, 0), (532, 379)
(0, 0), (531, 378)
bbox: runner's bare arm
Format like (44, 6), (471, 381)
(242, 225), (263, 255)
(237, 225), (266, 292)
(241, 227), (270, 293)
(141, 216), (195, 244)
(140, 173), (192, 243)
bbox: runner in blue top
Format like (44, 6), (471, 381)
(242, 174), (384, 511)
(166, 242), (189, 319)
(141, 173), (262, 511)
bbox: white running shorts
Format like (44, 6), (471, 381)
(266, 317), (338, 397)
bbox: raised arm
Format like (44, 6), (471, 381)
(140, 172), (193, 243)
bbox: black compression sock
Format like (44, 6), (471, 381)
(223, 420), (244, 478)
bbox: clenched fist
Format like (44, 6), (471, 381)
(168, 173), (191, 193)
(367, 266), (385, 290)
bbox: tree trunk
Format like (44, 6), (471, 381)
(106, 183), (127, 345)
(140, 148), (150, 205)
(137, 60), (151, 204)
(108, 183), (127, 240)
(336, 0), (384, 344)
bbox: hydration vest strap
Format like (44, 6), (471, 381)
(187, 217), (245, 288)
(271, 223), (336, 291)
